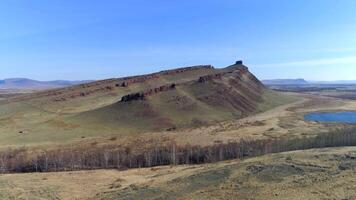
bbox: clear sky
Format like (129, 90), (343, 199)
(1, 0), (356, 81)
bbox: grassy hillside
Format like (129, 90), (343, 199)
(92, 147), (356, 200)
(0, 147), (355, 200)
(0, 63), (297, 147)
(71, 64), (270, 132)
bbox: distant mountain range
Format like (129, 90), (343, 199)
(263, 79), (356, 85)
(262, 79), (308, 85)
(309, 80), (356, 84)
(4, 77), (356, 90)
(0, 78), (92, 90)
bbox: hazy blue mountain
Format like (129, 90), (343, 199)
(262, 79), (308, 85)
(0, 78), (92, 90)
(309, 80), (356, 85)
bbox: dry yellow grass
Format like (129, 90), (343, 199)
(1, 147), (356, 200)
(27, 92), (355, 154)
(88, 92), (356, 148)
(1, 90), (356, 199)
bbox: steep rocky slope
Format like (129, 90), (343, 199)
(71, 62), (269, 132)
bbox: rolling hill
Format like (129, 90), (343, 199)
(0, 61), (296, 146)
(72, 62), (269, 132)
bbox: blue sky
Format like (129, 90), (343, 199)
(1, 0), (356, 81)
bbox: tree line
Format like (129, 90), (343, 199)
(1, 127), (356, 173)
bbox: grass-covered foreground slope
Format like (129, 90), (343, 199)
(0, 62), (296, 147)
(0, 147), (355, 200)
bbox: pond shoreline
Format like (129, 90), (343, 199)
(305, 111), (356, 124)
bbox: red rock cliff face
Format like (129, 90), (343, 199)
(198, 65), (264, 87)
(120, 84), (176, 102)
(198, 73), (223, 83)
(116, 65), (213, 87)
(118, 64), (264, 105)
(195, 65), (265, 114)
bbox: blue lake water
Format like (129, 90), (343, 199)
(304, 111), (356, 124)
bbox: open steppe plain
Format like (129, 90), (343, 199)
(0, 90), (356, 199)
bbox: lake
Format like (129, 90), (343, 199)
(304, 111), (356, 124)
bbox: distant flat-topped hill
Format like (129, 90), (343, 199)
(0, 78), (92, 90)
(262, 78), (308, 85)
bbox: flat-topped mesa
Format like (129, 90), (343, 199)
(120, 83), (176, 102)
